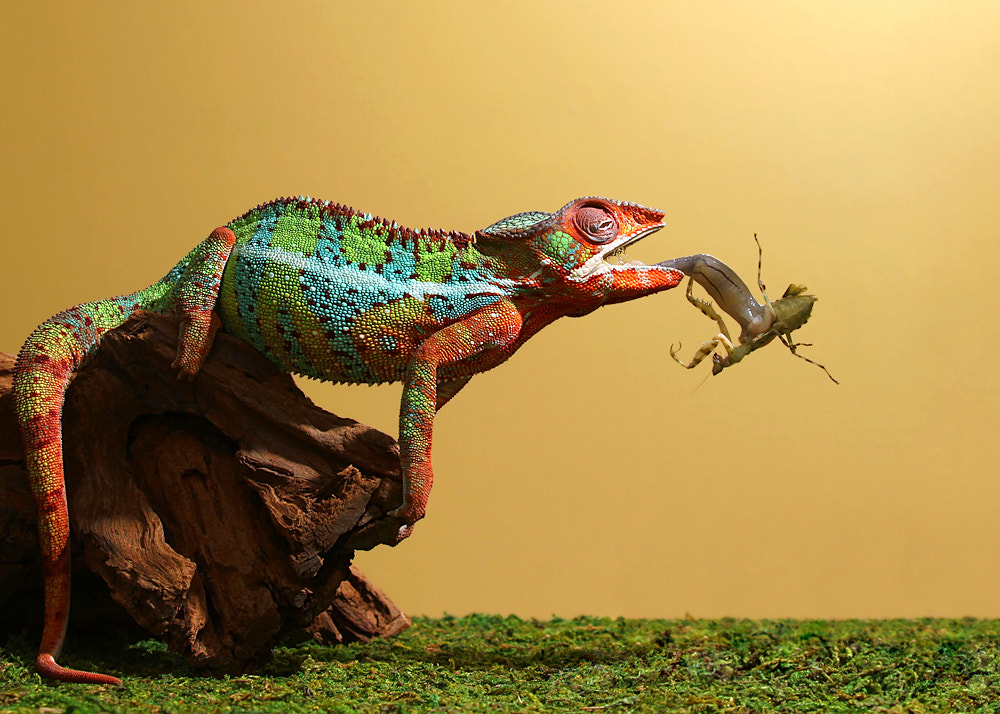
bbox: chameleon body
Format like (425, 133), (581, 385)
(14, 196), (683, 684)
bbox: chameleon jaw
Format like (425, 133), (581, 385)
(569, 225), (664, 280)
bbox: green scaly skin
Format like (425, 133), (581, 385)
(14, 195), (684, 684)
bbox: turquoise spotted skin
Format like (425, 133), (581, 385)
(219, 197), (519, 384)
(14, 194), (684, 685)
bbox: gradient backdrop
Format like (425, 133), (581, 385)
(2, 2), (998, 620)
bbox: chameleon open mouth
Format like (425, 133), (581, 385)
(569, 224), (664, 280)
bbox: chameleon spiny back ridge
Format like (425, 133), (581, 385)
(228, 196), (476, 247)
(217, 197), (495, 386)
(14, 195), (683, 685)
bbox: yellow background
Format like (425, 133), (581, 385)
(2, 2), (998, 620)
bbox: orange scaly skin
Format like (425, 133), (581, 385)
(14, 197), (682, 684)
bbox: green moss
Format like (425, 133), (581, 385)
(3, 616), (1000, 712)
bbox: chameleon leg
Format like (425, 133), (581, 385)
(392, 301), (523, 539)
(168, 227), (236, 377)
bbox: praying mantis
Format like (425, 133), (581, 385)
(657, 236), (837, 384)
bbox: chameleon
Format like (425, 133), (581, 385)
(13, 195), (685, 685)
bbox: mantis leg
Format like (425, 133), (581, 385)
(669, 277), (735, 369)
(778, 334), (840, 384)
(670, 333), (734, 369)
(657, 252), (773, 342)
(683, 277), (732, 343)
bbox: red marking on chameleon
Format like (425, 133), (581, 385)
(39, 498), (65, 516)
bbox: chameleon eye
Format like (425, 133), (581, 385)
(575, 205), (618, 243)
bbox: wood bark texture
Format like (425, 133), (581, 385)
(0, 312), (410, 674)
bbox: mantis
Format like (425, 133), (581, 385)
(657, 236), (837, 384)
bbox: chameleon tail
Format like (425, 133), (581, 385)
(14, 226), (236, 685)
(14, 297), (154, 685)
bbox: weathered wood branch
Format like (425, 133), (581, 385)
(0, 312), (410, 674)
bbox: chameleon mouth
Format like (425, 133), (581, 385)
(570, 225), (664, 280)
(604, 242), (638, 262)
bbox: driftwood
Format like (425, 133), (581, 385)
(0, 312), (410, 674)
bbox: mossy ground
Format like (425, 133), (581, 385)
(3, 616), (999, 713)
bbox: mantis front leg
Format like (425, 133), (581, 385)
(669, 278), (736, 369)
(681, 277), (732, 343)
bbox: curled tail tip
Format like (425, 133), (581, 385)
(36, 653), (122, 686)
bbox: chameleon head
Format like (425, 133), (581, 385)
(475, 197), (666, 302)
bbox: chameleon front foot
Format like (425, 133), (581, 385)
(388, 502), (426, 543)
